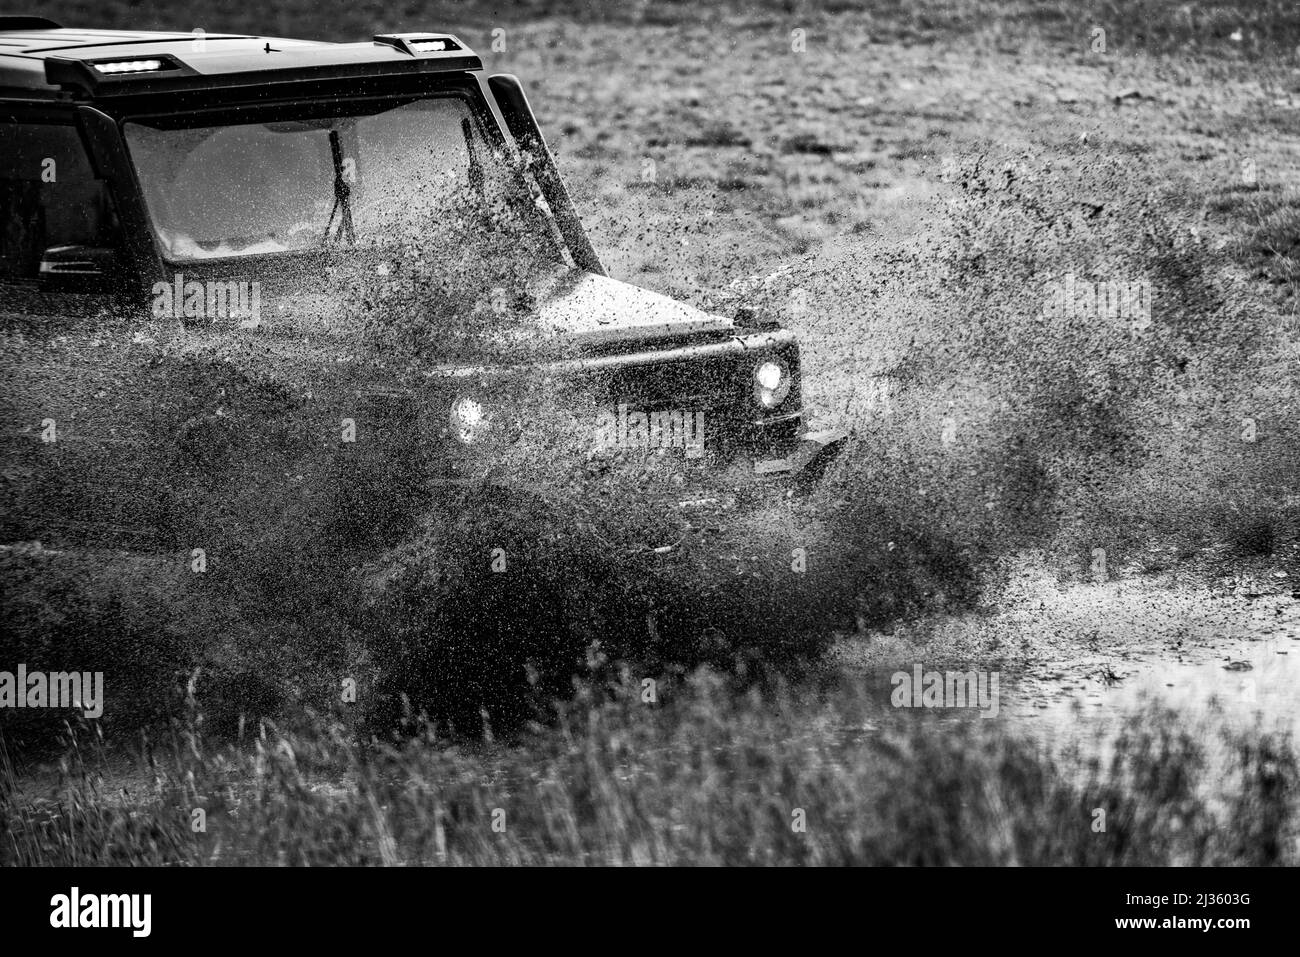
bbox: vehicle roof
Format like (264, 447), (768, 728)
(0, 17), (481, 100)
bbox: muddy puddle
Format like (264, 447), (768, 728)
(830, 571), (1300, 744)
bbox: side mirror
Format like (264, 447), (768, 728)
(38, 244), (123, 292)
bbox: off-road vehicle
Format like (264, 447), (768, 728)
(0, 16), (845, 556)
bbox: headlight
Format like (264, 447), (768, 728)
(754, 359), (791, 408)
(449, 396), (487, 444)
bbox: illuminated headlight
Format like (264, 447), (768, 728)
(754, 359), (791, 409)
(449, 396), (487, 444)
(409, 40), (448, 52)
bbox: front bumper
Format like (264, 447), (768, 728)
(753, 428), (849, 482)
(438, 423), (849, 506)
(664, 427), (847, 512)
(662, 425), (849, 512)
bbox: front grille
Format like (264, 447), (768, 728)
(602, 353), (745, 411)
(562, 347), (802, 459)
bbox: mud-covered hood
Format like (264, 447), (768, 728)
(530, 271), (735, 349)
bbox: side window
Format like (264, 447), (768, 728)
(0, 121), (121, 282)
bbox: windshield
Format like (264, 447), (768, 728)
(123, 95), (559, 263)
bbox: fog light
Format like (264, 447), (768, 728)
(754, 360), (791, 408)
(450, 396), (487, 444)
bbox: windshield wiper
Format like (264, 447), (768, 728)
(463, 117), (485, 201)
(323, 129), (356, 246)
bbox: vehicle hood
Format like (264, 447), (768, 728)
(530, 270), (735, 350)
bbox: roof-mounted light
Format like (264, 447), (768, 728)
(45, 53), (188, 91)
(372, 33), (463, 56)
(92, 59), (166, 74)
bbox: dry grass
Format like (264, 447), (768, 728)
(4, 673), (1296, 866)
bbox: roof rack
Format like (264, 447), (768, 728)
(0, 15), (63, 30)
